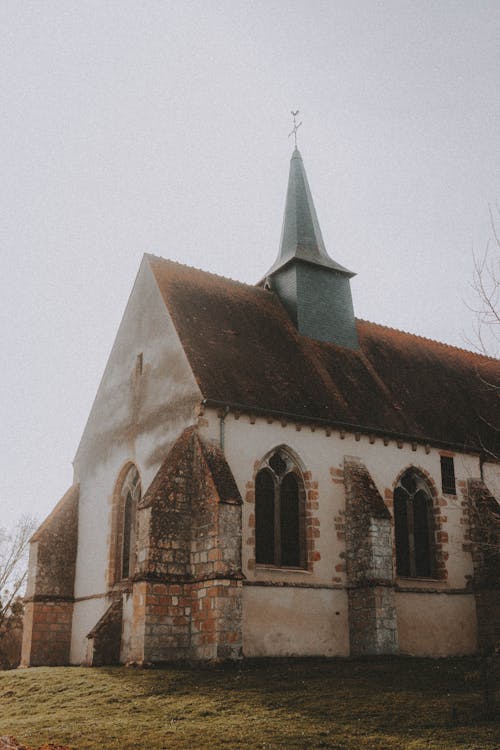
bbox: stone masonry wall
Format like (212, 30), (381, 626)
(21, 485), (79, 666)
(348, 586), (397, 656)
(190, 579), (242, 661)
(464, 478), (500, 652)
(343, 459), (397, 656)
(21, 600), (74, 667)
(132, 427), (243, 662)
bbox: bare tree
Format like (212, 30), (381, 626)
(464, 203), (500, 467)
(0, 515), (37, 668)
(467, 203), (500, 359)
(464, 206), (500, 718)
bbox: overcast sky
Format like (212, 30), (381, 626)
(1, 1), (499, 529)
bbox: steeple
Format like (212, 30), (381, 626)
(264, 147), (359, 349)
(266, 147), (354, 278)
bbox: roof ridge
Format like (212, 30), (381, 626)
(356, 317), (499, 362)
(145, 253), (271, 295)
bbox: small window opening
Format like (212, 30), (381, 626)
(135, 352), (143, 379)
(440, 456), (456, 495)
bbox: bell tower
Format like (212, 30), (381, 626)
(264, 144), (358, 349)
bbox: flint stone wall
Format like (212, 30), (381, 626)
(344, 458), (397, 655)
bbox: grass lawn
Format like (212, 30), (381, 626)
(0, 657), (498, 749)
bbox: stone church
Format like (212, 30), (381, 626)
(22, 147), (500, 666)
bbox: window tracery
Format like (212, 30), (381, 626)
(110, 464), (141, 585)
(394, 469), (435, 578)
(255, 449), (305, 568)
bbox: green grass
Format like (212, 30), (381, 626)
(0, 657), (498, 749)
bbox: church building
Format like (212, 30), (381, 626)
(22, 145), (500, 666)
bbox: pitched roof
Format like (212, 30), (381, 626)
(149, 255), (500, 455)
(140, 426), (242, 510)
(30, 484), (79, 543)
(344, 460), (391, 521)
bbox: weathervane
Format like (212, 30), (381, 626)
(288, 110), (302, 149)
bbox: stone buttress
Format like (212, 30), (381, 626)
(21, 485), (79, 666)
(466, 478), (500, 652)
(344, 458), (397, 655)
(126, 426), (243, 663)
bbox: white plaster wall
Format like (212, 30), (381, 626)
(199, 411), (481, 657)
(199, 413), (478, 589)
(70, 256), (202, 661)
(365, 442), (479, 589)
(243, 586), (349, 657)
(200, 413), (348, 586)
(395, 593), (477, 656)
(483, 461), (500, 500)
(120, 591), (135, 662)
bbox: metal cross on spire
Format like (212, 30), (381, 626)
(288, 110), (302, 149)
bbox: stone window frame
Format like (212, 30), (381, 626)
(254, 446), (307, 570)
(392, 466), (446, 581)
(108, 462), (142, 588)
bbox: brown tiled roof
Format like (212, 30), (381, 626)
(148, 255), (500, 455)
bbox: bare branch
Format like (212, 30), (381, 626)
(466, 207), (500, 358)
(0, 515), (37, 625)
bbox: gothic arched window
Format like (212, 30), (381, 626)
(255, 450), (305, 568)
(394, 469), (435, 578)
(117, 465), (141, 581)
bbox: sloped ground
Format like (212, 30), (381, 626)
(0, 739), (69, 750)
(0, 657), (498, 750)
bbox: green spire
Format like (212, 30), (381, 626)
(266, 148), (354, 278)
(265, 148), (359, 350)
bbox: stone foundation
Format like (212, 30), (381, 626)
(21, 600), (74, 666)
(348, 586), (397, 655)
(190, 579), (242, 661)
(128, 578), (242, 663)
